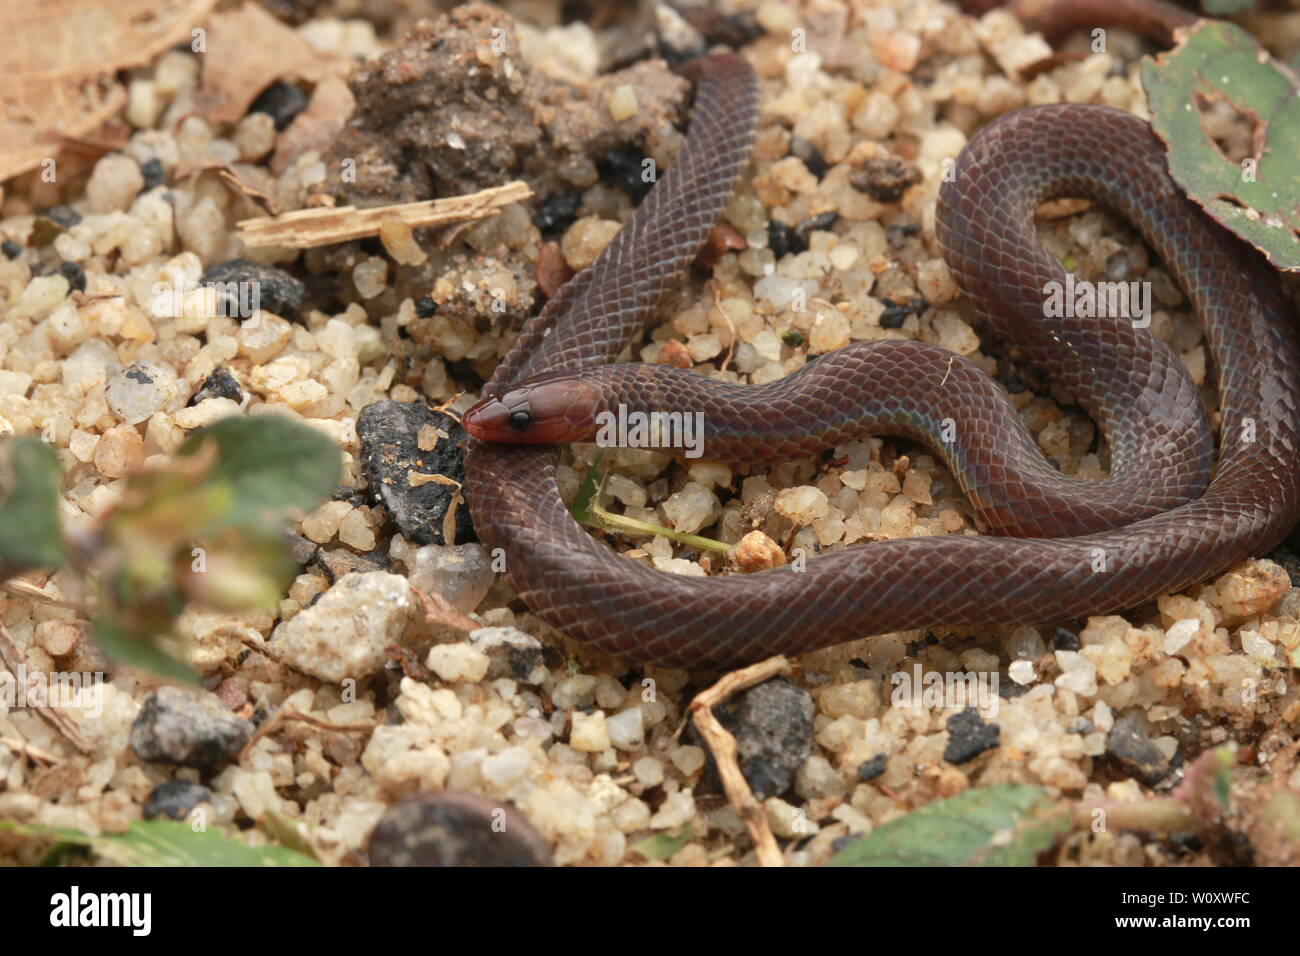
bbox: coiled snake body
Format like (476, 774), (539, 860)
(463, 53), (1300, 669)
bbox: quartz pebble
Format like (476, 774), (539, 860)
(268, 572), (412, 682)
(105, 361), (179, 424)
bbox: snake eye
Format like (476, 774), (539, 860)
(508, 409), (532, 431)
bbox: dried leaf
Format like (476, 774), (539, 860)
(195, 2), (348, 124)
(0, 0), (216, 182)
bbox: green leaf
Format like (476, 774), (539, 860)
(180, 416), (340, 529)
(1201, 0), (1255, 14)
(829, 784), (1069, 867)
(92, 617), (198, 684)
(0, 438), (65, 572)
(1142, 20), (1300, 272)
(630, 824), (693, 861)
(569, 451), (605, 526)
(0, 819), (320, 867)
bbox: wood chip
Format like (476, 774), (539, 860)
(236, 180), (533, 249)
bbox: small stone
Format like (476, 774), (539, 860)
(249, 80), (309, 130)
(58, 261), (87, 293)
(606, 708), (645, 750)
(607, 84), (639, 121)
(202, 259), (306, 318)
(105, 361), (179, 424)
(570, 711), (611, 752)
(730, 530), (785, 572)
(368, 792), (552, 866)
(1052, 625), (1082, 651)
(403, 542), (494, 613)
(943, 707), (1000, 764)
(94, 424), (145, 478)
(338, 507), (377, 551)
(426, 642), (490, 683)
(700, 677), (814, 800)
(357, 400), (472, 545)
(561, 216), (621, 271)
(469, 627), (546, 684)
(1106, 715), (1172, 785)
(267, 571), (412, 682)
(352, 256), (388, 299)
(34, 620), (80, 657)
(85, 154), (145, 213)
(1008, 659), (1037, 685)
(301, 500), (353, 544)
(1163, 618), (1199, 656)
(129, 686), (253, 770)
(856, 754), (887, 781)
(143, 780), (213, 821)
(188, 366), (244, 406)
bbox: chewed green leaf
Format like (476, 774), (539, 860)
(181, 416), (340, 529)
(0, 438), (65, 571)
(630, 824), (693, 861)
(0, 819), (320, 867)
(829, 784), (1068, 867)
(1142, 20), (1300, 272)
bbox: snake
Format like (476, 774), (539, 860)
(460, 43), (1300, 670)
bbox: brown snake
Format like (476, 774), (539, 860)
(461, 49), (1300, 670)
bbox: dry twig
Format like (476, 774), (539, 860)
(688, 655), (792, 867)
(0, 621), (95, 755)
(237, 181), (533, 249)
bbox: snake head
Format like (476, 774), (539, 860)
(463, 373), (604, 444)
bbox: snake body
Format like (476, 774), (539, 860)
(462, 53), (1300, 669)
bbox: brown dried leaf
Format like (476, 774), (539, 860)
(0, 0), (217, 182)
(195, 2), (349, 124)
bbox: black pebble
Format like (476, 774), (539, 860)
(886, 222), (921, 249)
(943, 707), (1000, 764)
(600, 145), (653, 202)
(1052, 625), (1082, 651)
(879, 297), (928, 329)
(249, 80), (310, 131)
(1, 239), (21, 260)
(695, 677), (815, 800)
(45, 205), (81, 228)
(414, 294), (438, 318)
(532, 189), (582, 236)
(58, 261), (86, 293)
(357, 400), (475, 545)
(139, 157), (166, 191)
(369, 792), (553, 866)
(1105, 715), (1173, 785)
(857, 753), (887, 781)
(188, 365), (244, 406)
(790, 137), (828, 179)
(768, 220), (793, 259)
(129, 686), (253, 771)
(143, 780), (213, 821)
(793, 210), (839, 251)
(201, 258), (306, 318)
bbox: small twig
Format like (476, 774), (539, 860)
(237, 181), (533, 249)
(688, 655), (792, 867)
(0, 621), (95, 755)
(0, 736), (62, 766)
(412, 586), (480, 633)
(239, 707), (380, 764)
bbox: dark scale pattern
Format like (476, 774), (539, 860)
(465, 60), (1300, 670)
